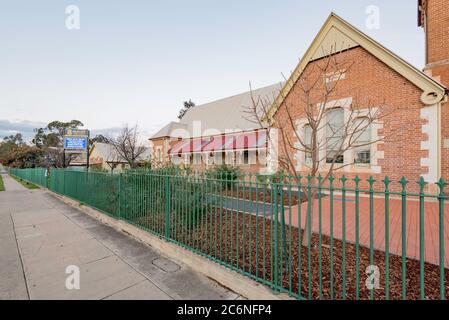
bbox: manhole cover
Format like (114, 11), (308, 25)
(152, 257), (180, 272)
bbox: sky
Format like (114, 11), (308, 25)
(0, 0), (424, 142)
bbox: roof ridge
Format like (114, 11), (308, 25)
(189, 82), (284, 111)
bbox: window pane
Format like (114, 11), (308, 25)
(326, 108), (344, 164)
(355, 149), (370, 164)
(327, 108), (344, 131)
(326, 151), (344, 164)
(354, 117), (370, 145)
(354, 117), (371, 164)
(304, 125), (312, 145)
(304, 125), (312, 165)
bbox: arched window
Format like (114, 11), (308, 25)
(353, 117), (371, 164)
(326, 108), (344, 164)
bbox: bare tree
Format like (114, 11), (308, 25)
(108, 123), (148, 169)
(246, 47), (400, 245)
(42, 147), (78, 168)
(104, 144), (126, 173)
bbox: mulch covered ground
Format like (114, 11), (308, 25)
(131, 207), (448, 300)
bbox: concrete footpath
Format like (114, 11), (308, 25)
(0, 174), (241, 300)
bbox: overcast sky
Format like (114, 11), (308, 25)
(0, 0), (423, 142)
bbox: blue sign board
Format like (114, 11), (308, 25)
(64, 137), (87, 150)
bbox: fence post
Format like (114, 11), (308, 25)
(418, 177), (426, 300)
(63, 169), (66, 195)
(273, 181), (279, 291)
(165, 175), (171, 239)
(45, 167), (51, 190)
(118, 173), (122, 220)
(436, 177), (446, 300)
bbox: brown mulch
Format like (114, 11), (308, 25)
(128, 208), (448, 300)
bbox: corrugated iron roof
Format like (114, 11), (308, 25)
(151, 83), (282, 140)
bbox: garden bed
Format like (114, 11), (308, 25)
(129, 208), (448, 300)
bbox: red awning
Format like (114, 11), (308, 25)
(169, 140), (191, 154)
(202, 136), (224, 152)
(169, 130), (267, 155)
(192, 138), (213, 152)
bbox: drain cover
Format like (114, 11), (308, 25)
(152, 257), (180, 272)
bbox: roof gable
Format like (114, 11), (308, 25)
(267, 13), (446, 119)
(151, 84), (282, 140)
(150, 121), (188, 139)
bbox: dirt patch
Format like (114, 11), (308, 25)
(129, 208), (448, 300)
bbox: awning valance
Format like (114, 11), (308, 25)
(168, 130), (267, 155)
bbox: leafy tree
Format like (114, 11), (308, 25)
(0, 133), (25, 162)
(3, 133), (24, 146)
(177, 100), (196, 120)
(0, 145), (45, 168)
(33, 120), (84, 148)
(90, 134), (109, 144)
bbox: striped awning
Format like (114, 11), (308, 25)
(169, 130), (267, 155)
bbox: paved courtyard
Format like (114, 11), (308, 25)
(212, 190), (448, 267)
(286, 195), (449, 267)
(0, 174), (241, 300)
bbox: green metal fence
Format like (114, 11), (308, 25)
(9, 167), (49, 188)
(9, 168), (448, 300)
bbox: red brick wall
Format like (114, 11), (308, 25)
(273, 46), (429, 192)
(150, 137), (178, 165)
(424, 0), (449, 66)
(423, 0), (449, 182)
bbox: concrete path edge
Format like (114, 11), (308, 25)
(47, 190), (292, 300)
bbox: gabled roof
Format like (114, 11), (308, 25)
(151, 83), (282, 140)
(90, 142), (150, 162)
(90, 142), (123, 161)
(151, 121), (187, 139)
(180, 84), (281, 135)
(266, 12), (447, 120)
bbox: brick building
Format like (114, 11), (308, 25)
(150, 2), (448, 188)
(149, 84), (281, 173)
(419, 0), (449, 184)
(266, 4), (448, 191)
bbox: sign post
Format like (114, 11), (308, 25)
(63, 128), (90, 171)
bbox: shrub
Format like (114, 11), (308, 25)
(256, 170), (287, 186)
(170, 177), (208, 230)
(206, 165), (241, 189)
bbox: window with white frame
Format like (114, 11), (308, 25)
(353, 117), (371, 164)
(326, 108), (344, 164)
(304, 124), (312, 166)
